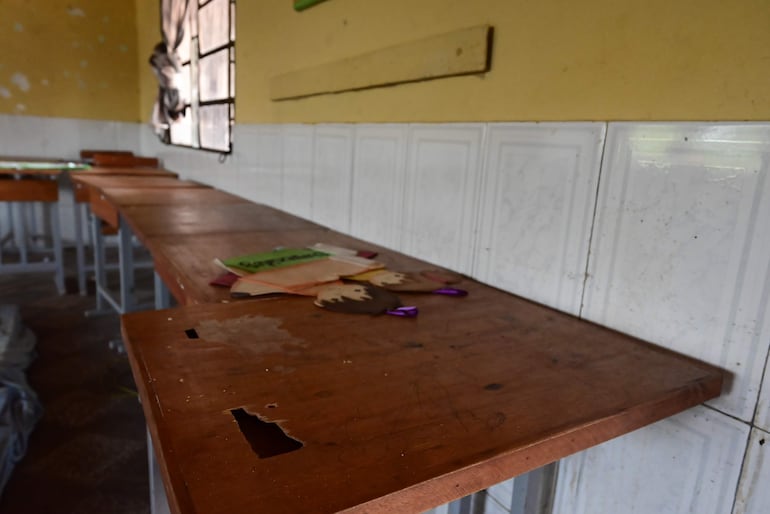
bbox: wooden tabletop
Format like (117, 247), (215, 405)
(75, 176), (208, 228)
(102, 187), (248, 207)
(144, 229), (421, 305)
(122, 279), (723, 514)
(71, 165), (177, 177)
(118, 202), (320, 246)
(70, 175), (203, 189)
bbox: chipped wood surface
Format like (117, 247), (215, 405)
(122, 257), (723, 514)
(269, 25), (492, 100)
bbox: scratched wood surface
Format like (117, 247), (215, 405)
(102, 187), (248, 207)
(144, 229), (429, 305)
(122, 270), (723, 514)
(118, 202), (320, 246)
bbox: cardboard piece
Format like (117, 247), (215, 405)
(230, 254), (384, 298)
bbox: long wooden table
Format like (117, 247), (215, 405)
(89, 188), (329, 305)
(122, 260), (722, 514)
(112, 190), (724, 513)
(69, 175), (209, 314)
(66, 174), (725, 513)
(72, 176), (205, 231)
(68, 166), (180, 295)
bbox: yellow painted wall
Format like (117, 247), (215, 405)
(138, 0), (770, 123)
(135, 0), (161, 124)
(0, 0), (139, 121)
(4, 0), (769, 123)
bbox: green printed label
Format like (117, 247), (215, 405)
(223, 248), (329, 274)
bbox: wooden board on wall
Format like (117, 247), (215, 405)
(269, 25), (492, 100)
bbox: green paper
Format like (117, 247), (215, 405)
(223, 248), (330, 274)
(293, 0), (327, 12)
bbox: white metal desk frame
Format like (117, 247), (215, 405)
(86, 209), (156, 318)
(72, 183), (154, 297)
(0, 165), (71, 295)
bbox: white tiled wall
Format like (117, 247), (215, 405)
(312, 125), (355, 232)
(279, 124), (314, 219)
(581, 123), (770, 422)
(553, 406), (749, 514)
(401, 124), (485, 275)
(3, 114), (770, 514)
(0, 114), (140, 160)
(350, 124), (408, 249)
(0, 114), (142, 242)
(474, 123), (605, 315)
(757, 364), (770, 433)
(734, 428), (770, 514)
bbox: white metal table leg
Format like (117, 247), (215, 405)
(117, 214), (135, 313)
(86, 212), (108, 315)
(73, 201), (87, 295)
(50, 202), (65, 295)
(12, 203), (29, 264)
(154, 272), (171, 310)
(147, 429), (171, 514)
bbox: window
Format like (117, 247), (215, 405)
(168, 0), (235, 153)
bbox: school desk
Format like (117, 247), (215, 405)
(69, 174), (208, 315)
(69, 166), (180, 295)
(117, 202), (319, 245)
(105, 194), (322, 310)
(121, 261), (723, 514)
(0, 158), (88, 294)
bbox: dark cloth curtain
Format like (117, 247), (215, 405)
(149, 0), (190, 140)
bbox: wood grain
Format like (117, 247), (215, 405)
(121, 281), (723, 514)
(71, 167), (179, 205)
(80, 149), (134, 159)
(70, 176), (207, 227)
(270, 25), (492, 100)
(0, 179), (58, 201)
(70, 177), (191, 192)
(91, 154), (160, 168)
(118, 203), (321, 245)
(74, 166), (177, 177)
(102, 187), (247, 207)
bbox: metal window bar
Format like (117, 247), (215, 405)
(165, 0), (234, 154)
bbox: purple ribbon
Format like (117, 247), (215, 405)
(386, 306), (419, 318)
(432, 288), (468, 297)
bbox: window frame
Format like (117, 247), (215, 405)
(164, 0), (235, 155)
